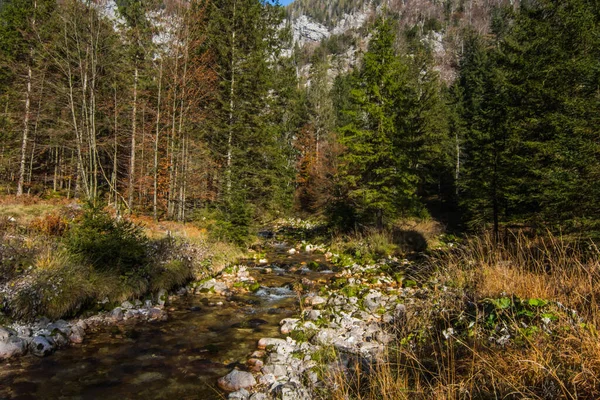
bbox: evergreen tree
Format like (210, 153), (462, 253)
(452, 30), (510, 235)
(204, 0), (294, 240)
(335, 19), (414, 228)
(498, 0), (600, 233)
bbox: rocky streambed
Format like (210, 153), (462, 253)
(0, 242), (410, 399)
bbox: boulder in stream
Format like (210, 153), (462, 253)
(218, 369), (256, 392)
(0, 336), (27, 359)
(30, 335), (54, 357)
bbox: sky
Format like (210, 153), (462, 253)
(278, 0), (294, 5)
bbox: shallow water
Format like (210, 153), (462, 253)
(0, 248), (332, 400)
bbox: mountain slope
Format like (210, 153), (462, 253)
(288, 0), (383, 28)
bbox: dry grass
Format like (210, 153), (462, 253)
(328, 231), (600, 400)
(132, 215), (209, 242)
(447, 231), (600, 321)
(0, 195), (73, 225)
(0, 201), (242, 321)
(392, 218), (446, 251)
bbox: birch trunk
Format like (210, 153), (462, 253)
(16, 62), (33, 197)
(154, 60), (163, 221)
(129, 66), (138, 210)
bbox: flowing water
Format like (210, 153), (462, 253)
(0, 246), (332, 400)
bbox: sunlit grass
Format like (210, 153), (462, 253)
(328, 231), (600, 399)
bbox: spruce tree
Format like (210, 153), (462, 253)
(204, 0), (293, 239)
(336, 19), (414, 228)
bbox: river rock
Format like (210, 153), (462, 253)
(49, 330), (69, 347)
(0, 327), (12, 341)
(304, 310), (321, 321)
(0, 336), (27, 359)
(218, 369), (256, 392)
(279, 318), (299, 334)
(48, 320), (71, 335)
(111, 307), (124, 321)
(249, 393), (268, 400)
(198, 279), (229, 295)
(15, 326), (32, 337)
(257, 338), (287, 350)
(30, 335), (54, 357)
(363, 295), (381, 313)
(121, 301), (134, 309)
(69, 324), (86, 344)
(272, 382), (311, 400)
(35, 316), (51, 327)
(125, 309), (140, 319)
(246, 358), (264, 372)
(304, 295), (326, 307)
(228, 388), (249, 399)
(148, 307), (166, 321)
(258, 373), (277, 386)
(311, 328), (338, 346)
(262, 363), (287, 377)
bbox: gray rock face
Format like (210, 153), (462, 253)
(292, 15), (330, 45)
(30, 335), (54, 357)
(0, 336), (27, 359)
(218, 369), (256, 392)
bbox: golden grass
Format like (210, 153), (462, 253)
(446, 231), (600, 322)
(327, 231), (600, 400)
(132, 215), (209, 242)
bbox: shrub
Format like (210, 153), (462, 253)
(64, 205), (148, 276)
(29, 213), (69, 237)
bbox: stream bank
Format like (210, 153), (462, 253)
(0, 237), (412, 399)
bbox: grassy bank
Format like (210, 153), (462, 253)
(0, 196), (242, 323)
(325, 231), (600, 399)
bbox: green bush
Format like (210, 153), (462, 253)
(212, 199), (253, 246)
(64, 205), (148, 276)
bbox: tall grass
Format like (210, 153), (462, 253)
(329, 231), (600, 399)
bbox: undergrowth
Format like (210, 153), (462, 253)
(0, 201), (241, 322)
(326, 231), (600, 399)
